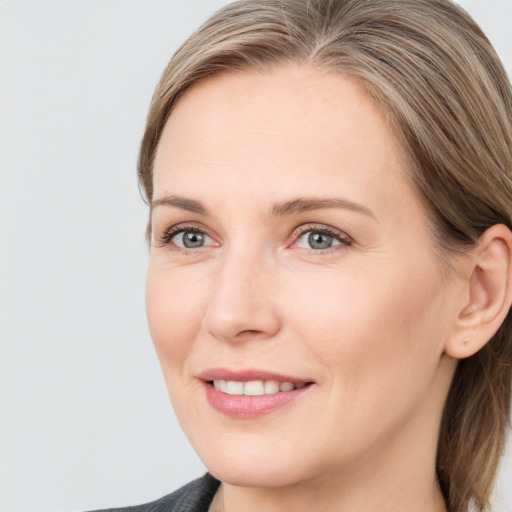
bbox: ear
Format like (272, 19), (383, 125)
(445, 224), (512, 359)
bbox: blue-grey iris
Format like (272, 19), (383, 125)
(183, 231), (205, 248)
(308, 232), (333, 249)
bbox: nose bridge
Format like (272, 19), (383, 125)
(202, 242), (280, 342)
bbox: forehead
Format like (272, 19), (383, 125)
(153, 64), (410, 210)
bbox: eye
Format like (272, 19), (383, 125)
(157, 225), (216, 250)
(293, 225), (352, 252)
(173, 230), (212, 249)
(297, 231), (340, 250)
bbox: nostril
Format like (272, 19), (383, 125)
(236, 329), (264, 337)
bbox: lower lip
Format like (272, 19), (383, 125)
(203, 381), (312, 419)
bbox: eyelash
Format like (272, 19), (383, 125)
(156, 223), (209, 248)
(291, 224), (353, 254)
(156, 222), (353, 254)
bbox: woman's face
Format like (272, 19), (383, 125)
(146, 65), (461, 488)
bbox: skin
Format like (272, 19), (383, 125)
(146, 64), (486, 511)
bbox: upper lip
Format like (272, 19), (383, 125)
(198, 368), (313, 384)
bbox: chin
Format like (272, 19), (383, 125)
(190, 429), (322, 489)
(207, 459), (309, 489)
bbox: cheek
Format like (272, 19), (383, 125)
(285, 261), (447, 385)
(279, 264), (450, 457)
(145, 265), (207, 370)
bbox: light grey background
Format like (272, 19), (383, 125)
(0, 1), (511, 511)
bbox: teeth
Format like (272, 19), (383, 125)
(244, 380), (265, 395)
(212, 379), (304, 396)
(213, 379), (228, 393)
(279, 382), (295, 392)
(264, 380), (280, 394)
(226, 380), (244, 395)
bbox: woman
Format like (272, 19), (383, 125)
(96, 0), (512, 510)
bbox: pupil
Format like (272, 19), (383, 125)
(183, 231), (204, 248)
(308, 232), (332, 250)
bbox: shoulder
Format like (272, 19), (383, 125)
(87, 473), (220, 512)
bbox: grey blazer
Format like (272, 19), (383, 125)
(89, 473), (220, 512)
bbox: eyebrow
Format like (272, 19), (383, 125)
(270, 197), (375, 218)
(151, 195), (211, 216)
(151, 195), (375, 219)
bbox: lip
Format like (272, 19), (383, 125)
(198, 368), (315, 419)
(198, 368), (312, 384)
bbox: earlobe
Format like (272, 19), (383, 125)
(445, 224), (512, 359)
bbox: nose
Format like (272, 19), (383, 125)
(202, 250), (281, 343)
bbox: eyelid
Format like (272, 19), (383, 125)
(155, 222), (217, 249)
(290, 223), (353, 250)
(292, 223), (352, 239)
(154, 221), (352, 253)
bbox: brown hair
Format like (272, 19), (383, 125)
(138, 1), (512, 510)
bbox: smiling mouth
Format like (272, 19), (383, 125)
(201, 371), (315, 418)
(209, 379), (311, 396)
